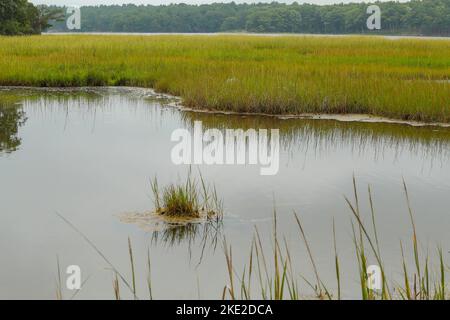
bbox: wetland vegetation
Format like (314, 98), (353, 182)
(0, 35), (449, 123)
(151, 172), (223, 219)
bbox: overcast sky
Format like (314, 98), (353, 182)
(30, 0), (402, 6)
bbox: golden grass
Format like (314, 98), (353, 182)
(0, 34), (449, 122)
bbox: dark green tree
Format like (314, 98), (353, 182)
(0, 0), (63, 35)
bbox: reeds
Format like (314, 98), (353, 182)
(222, 180), (448, 300)
(0, 35), (449, 123)
(151, 171), (223, 219)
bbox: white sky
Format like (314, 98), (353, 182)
(30, 0), (406, 6)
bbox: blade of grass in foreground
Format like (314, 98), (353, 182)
(293, 211), (331, 299)
(113, 272), (120, 300)
(55, 212), (137, 299)
(223, 237), (235, 300)
(332, 219), (341, 300)
(402, 179), (423, 299)
(345, 191), (391, 299)
(147, 248), (153, 300)
(128, 237), (136, 299)
(55, 255), (62, 300)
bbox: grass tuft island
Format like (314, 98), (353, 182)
(0, 34), (449, 123)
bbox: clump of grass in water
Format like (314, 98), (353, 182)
(149, 172), (224, 263)
(150, 171), (223, 220)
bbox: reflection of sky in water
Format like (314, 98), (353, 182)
(0, 88), (450, 299)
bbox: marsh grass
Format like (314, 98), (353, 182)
(0, 35), (449, 123)
(117, 171), (224, 265)
(151, 171), (223, 219)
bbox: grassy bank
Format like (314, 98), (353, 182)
(0, 35), (449, 123)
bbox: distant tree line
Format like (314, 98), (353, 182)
(2, 0), (450, 36)
(0, 0), (62, 35)
(46, 0), (450, 36)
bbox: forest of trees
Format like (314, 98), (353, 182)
(0, 0), (62, 35)
(0, 0), (41, 35)
(1, 0), (449, 36)
(47, 0), (450, 36)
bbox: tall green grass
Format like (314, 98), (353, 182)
(151, 171), (223, 219)
(0, 35), (449, 122)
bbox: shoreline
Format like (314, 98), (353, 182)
(2, 85), (449, 129)
(42, 32), (450, 41)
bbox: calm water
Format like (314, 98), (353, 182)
(1, 87), (450, 299)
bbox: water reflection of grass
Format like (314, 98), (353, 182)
(151, 221), (222, 264)
(119, 211), (223, 254)
(1, 35), (449, 123)
(4, 87), (450, 162)
(181, 110), (450, 161)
